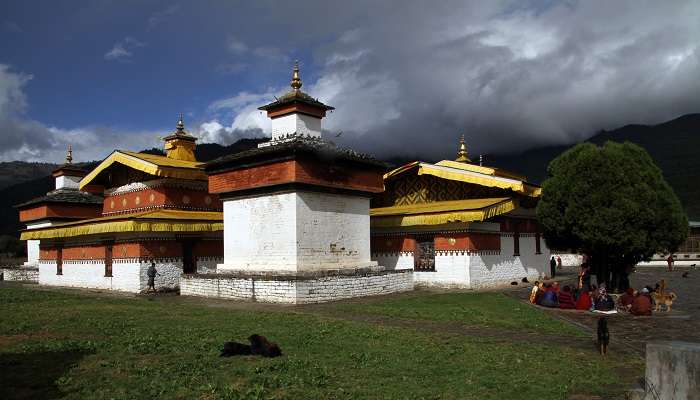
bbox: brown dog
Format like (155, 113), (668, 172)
(651, 291), (677, 312)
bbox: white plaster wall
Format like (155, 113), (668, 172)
(38, 259), (186, 293)
(24, 221), (52, 266)
(55, 175), (81, 190)
(196, 257), (222, 274)
(296, 191), (374, 272)
(220, 192), (298, 272)
(372, 253), (414, 270)
(469, 235), (549, 289)
(220, 191), (374, 273)
(39, 261), (113, 290)
(414, 253), (470, 288)
(271, 113), (321, 140)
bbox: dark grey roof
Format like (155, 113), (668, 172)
(258, 90), (335, 112)
(15, 189), (103, 208)
(205, 136), (386, 173)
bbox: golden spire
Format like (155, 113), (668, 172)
(66, 145), (73, 164)
(176, 112), (185, 134)
(290, 60), (302, 91)
(455, 134), (471, 163)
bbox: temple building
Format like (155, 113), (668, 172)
(369, 136), (551, 288)
(19, 117), (224, 292)
(179, 63), (413, 303)
(16, 147), (103, 267)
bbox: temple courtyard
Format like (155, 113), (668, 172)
(15, 274), (700, 400)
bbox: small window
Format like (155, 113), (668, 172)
(56, 248), (63, 275)
(535, 232), (542, 255)
(105, 244), (113, 277)
(513, 232), (520, 256)
(414, 236), (435, 271)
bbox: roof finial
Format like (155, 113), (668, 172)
(66, 145), (73, 164)
(176, 112), (185, 134)
(290, 60), (302, 91)
(455, 134), (471, 163)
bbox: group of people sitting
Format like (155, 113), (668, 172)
(529, 281), (654, 315)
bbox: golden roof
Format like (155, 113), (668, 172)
(370, 197), (517, 227)
(20, 209), (223, 240)
(80, 150), (207, 190)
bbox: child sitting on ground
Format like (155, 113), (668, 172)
(558, 285), (576, 309)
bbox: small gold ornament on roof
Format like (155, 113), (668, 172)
(176, 113), (185, 134)
(290, 61), (302, 91)
(66, 145), (73, 164)
(455, 134), (471, 163)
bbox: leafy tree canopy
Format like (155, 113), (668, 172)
(537, 141), (688, 266)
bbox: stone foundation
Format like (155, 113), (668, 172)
(1, 267), (39, 282)
(180, 267), (413, 304)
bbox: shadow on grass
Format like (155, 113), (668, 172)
(0, 350), (92, 400)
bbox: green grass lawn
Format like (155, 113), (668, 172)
(0, 284), (640, 400)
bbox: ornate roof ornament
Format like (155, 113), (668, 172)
(290, 60), (302, 91)
(66, 145), (73, 164)
(176, 113), (186, 135)
(455, 134), (471, 163)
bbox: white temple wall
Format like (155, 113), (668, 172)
(220, 192), (299, 272)
(271, 113), (321, 139)
(415, 253), (470, 288)
(220, 191), (374, 273)
(24, 221), (52, 266)
(37, 257), (206, 292)
(295, 191), (374, 272)
(372, 252), (414, 270)
(55, 175), (81, 190)
(469, 235), (549, 289)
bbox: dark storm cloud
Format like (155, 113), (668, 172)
(207, 0), (700, 159)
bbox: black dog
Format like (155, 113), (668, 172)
(249, 334), (282, 358)
(597, 317), (610, 356)
(220, 341), (252, 357)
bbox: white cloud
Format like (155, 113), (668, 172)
(104, 37), (145, 62)
(227, 37), (248, 54)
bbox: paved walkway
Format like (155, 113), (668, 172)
(510, 266), (700, 355)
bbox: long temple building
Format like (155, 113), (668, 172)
(16, 63), (551, 299)
(370, 136), (550, 288)
(19, 118), (224, 292)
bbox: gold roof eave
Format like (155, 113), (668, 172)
(80, 150), (207, 190)
(370, 197), (517, 228)
(20, 210), (223, 240)
(383, 161), (541, 198)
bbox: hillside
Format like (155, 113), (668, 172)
(491, 113), (700, 220)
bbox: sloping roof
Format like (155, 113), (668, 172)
(370, 197), (517, 227)
(258, 90), (334, 112)
(384, 161), (541, 198)
(20, 209), (223, 240)
(206, 136), (386, 173)
(15, 189), (103, 209)
(80, 150), (207, 190)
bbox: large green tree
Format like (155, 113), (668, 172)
(537, 141), (688, 290)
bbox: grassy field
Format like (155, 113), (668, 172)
(0, 283), (641, 399)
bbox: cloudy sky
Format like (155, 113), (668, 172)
(1, 0), (699, 163)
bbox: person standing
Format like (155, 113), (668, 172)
(550, 256), (557, 278)
(556, 256), (562, 270)
(667, 254), (674, 272)
(147, 260), (159, 293)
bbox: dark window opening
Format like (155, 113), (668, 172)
(535, 232), (541, 255)
(56, 248), (63, 275)
(105, 244), (113, 277)
(414, 236), (436, 271)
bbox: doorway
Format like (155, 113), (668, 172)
(181, 240), (197, 274)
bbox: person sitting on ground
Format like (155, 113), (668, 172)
(575, 289), (592, 311)
(617, 288), (636, 312)
(540, 283), (559, 308)
(529, 281), (540, 304)
(630, 288), (653, 316)
(558, 285), (576, 309)
(594, 287), (615, 311)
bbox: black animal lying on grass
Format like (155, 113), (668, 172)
(220, 334), (282, 358)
